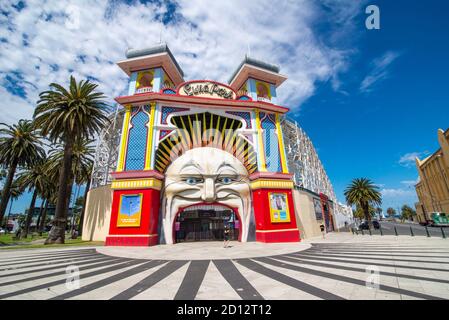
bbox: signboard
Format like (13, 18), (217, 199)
(117, 194), (143, 227)
(313, 198), (323, 220)
(269, 192), (291, 223)
(178, 81), (236, 100)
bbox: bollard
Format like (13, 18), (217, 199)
(351, 228), (355, 235)
(410, 226), (414, 237)
(394, 226), (398, 236)
(441, 227), (446, 239)
(425, 225), (431, 237)
(379, 225), (383, 236)
(368, 228), (372, 236)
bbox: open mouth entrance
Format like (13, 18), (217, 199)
(175, 204), (240, 242)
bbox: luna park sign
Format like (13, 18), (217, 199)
(178, 81), (236, 100)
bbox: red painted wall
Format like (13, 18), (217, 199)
(252, 188), (300, 242)
(108, 188), (160, 236)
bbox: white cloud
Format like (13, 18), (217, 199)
(0, 0), (367, 124)
(360, 50), (401, 93)
(400, 178), (420, 186)
(380, 187), (418, 209)
(398, 151), (428, 168)
(381, 188), (415, 197)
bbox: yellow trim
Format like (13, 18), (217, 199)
(255, 109), (267, 172)
(117, 193), (143, 227)
(144, 102), (157, 170)
(268, 191), (291, 223)
(276, 113), (289, 174)
(255, 80), (272, 99)
(136, 70), (154, 89)
(117, 105), (132, 172)
(111, 178), (162, 190)
(256, 228), (298, 233)
(250, 179), (294, 190)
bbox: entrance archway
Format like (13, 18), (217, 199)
(174, 204), (241, 243)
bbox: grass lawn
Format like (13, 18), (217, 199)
(0, 233), (104, 250)
(0, 233), (48, 245)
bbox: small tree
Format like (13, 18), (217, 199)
(345, 178), (382, 226)
(401, 205), (416, 222)
(387, 207), (396, 217)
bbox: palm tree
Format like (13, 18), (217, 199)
(77, 162), (93, 236)
(48, 139), (95, 237)
(34, 76), (109, 244)
(344, 178), (382, 226)
(0, 120), (45, 224)
(16, 159), (48, 238)
(400, 205), (416, 222)
(1, 182), (23, 229)
(386, 207), (396, 218)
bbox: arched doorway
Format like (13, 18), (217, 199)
(174, 204), (240, 242)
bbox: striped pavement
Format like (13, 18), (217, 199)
(1, 241), (449, 300)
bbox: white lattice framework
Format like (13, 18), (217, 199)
(281, 118), (337, 202)
(91, 107), (124, 189)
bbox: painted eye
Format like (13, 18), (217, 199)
(185, 177), (202, 185)
(219, 177), (234, 184)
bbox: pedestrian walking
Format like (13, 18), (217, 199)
(320, 224), (325, 239)
(223, 224), (230, 248)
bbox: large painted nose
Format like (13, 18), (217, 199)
(201, 178), (216, 202)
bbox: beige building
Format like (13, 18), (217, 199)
(415, 128), (449, 222)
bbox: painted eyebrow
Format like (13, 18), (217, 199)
(179, 160), (202, 173)
(216, 162), (238, 174)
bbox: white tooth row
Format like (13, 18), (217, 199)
(183, 204), (228, 212)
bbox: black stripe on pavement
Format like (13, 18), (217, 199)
(235, 258), (344, 300)
(51, 260), (167, 300)
(111, 260), (188, 300)
(0, 252), (102, 268)
(305, 249), (449, 258)
(273, 255), (449, 285)
(0, 255), (115, 279)
(0, 249), (97, 263)
(254, 257), (444, 300)
(0, 256), (119, 287)
(174, 260), (210, 300)
(0, 253), (104, 272)
(293, 252), (449, 265)
(0, 258), (142, 299)
(213, 259), (263, 300)
(284, 253), (449, 273)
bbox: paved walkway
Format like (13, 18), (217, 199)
(1, 233), (449, 300)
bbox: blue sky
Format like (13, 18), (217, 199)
(0, 0), (448, 214)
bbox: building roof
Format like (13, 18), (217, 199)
(228, 55), (280, 83)
(117, 43), (185, 85)
(228, 55), (287, 90)
(125, 43), (184, 77)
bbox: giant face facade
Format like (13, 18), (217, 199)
(161, 147), (251, 244)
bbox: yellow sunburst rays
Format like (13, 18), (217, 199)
(222, 119), (236, 154)
(178, 115), (192, 151)
(212, 114), (221, 148)
(193, 113), (201, 148)
(205, 112), (214, 147)
(202, 112), (207, 147)
(155, 132), (183, 172)
(218, 116), (228, 150)
(233, 135), (247, 164)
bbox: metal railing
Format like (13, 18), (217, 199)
(351, 225), (448, 239)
